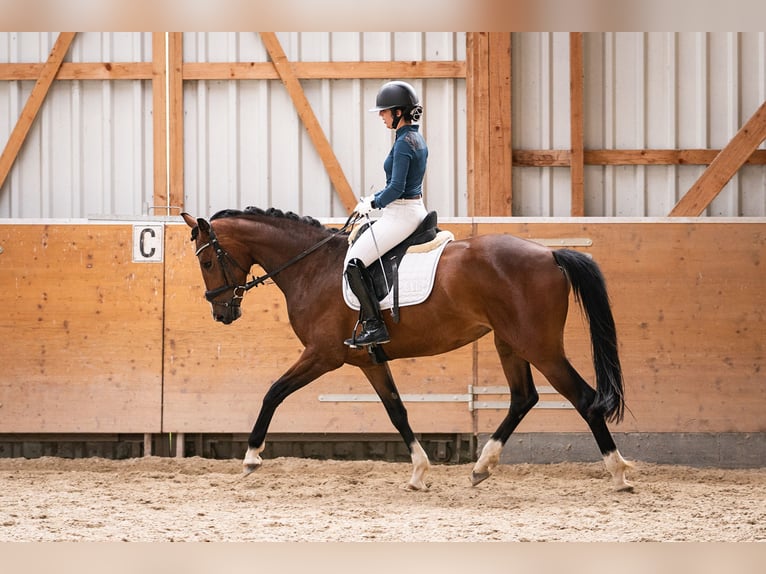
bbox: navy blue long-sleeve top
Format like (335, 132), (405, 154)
(372, 124), (428, 208)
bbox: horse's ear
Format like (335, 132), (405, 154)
(181, 212), (210, 233)
(181, 212), (197, 228)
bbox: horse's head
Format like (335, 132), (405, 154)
(182, 212), (250, 325)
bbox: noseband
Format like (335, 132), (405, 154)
(194, 212), (359, 308)
(195, 225), (253, 307)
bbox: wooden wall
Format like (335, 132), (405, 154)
(1, 220), (764, 436)
(0, 224), (163, 432)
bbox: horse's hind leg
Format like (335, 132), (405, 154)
(361, 363), (430, 491)
(536, 357), (633, 491)
(471, 337), (539, 486)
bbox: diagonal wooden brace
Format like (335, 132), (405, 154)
(0, 32), (76, 192)
(260, 32), (358, 214)
(669, 99), (766, 216)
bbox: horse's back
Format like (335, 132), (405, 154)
(444, 233), (557, 273)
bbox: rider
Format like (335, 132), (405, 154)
(344, 80), (429, 347)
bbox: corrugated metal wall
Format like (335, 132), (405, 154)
(513, 32), (766, 217)
(0, 32), (154, 219)
(2, 32), (765, 219)
(181, 32), (467, 218)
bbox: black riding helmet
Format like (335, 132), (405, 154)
(369, 81), (423, 129)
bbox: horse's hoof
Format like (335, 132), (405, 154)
(613, 481), (635, 493)
(404, 482), (429, 492)
(242, 463), (261, 477)
(470, 470), (490, 486)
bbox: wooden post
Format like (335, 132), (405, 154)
(669, 99), (766, 216)
(259, 32), (358, 213)
(168, 33), (185, 214)
(569, 33), (585, 216)
(0, 32), (76, 192)
(466, 32), (489, 217)
(151, 33), (168, 213)
(466, 33), (512, 216)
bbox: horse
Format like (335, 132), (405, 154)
(181, 207), (633, 492)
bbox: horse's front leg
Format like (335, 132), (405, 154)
(243, 349), (339, 476)
(361, 363), (430, 491)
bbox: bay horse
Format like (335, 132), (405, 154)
(181, 207), (633, 492)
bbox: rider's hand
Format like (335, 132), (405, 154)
(354, 195), (375, 216)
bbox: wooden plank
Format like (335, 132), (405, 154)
(669, 99), (766, 216)
(514, 149), (572, 167)
(467, 33), (512, 216)
(0, 62), (154, 80)
(0, 225), (164, 432)
(259, 32), (357, 213)
(585, 149), (766, 166)
(488, 33), (512, 216)
(167, 33), (185, 214)
(513, 149), (766, 167)
(0, 32), (76, 192)
(0, 61), (464, 82)
(181, 60), (466, 80)
(569, 33), (585, 216)
(466, 32), (490, 216)
(151, 32), (168, 212)
(2, 221), (764, 435)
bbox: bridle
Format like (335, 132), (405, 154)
(194, 212), (359, 309)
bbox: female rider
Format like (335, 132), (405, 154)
(344, 80), (429, 347)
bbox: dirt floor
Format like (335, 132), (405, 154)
(0, 455), (764, 542)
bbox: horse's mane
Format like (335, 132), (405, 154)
(210, 206), (333, 232)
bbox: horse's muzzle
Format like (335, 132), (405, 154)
(211, 304), (242, 324)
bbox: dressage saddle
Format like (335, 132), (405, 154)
(350, 210), (440, 303)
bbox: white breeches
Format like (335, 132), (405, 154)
(345, 198), (428, 267)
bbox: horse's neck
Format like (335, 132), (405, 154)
(241, 218), (344, 291)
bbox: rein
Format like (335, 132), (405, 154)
(196, 212), (359, 305)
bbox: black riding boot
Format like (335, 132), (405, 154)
(344, 258), (390, 347)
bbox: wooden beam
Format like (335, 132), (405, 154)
(669, 99), (766, 216)
(167, 33), (185, 213)
(466, 32), (490, 217)
(569, 33), (585, 216)
(513, 149), (766, 167)
(0, 62), (154, 80)
(181, 60), (465, 81)
(488, 33), (512, 216)
(467, 33), (512, 216)
(514, 150), (572, 167)
(259, 32), (357, 213)
(0, 60), (465, 82)
(151, 32), (168, 212)
(0, 32), (76, 192)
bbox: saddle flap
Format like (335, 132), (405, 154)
(350, 211), (440, 298)
(342, 231), (453, 312)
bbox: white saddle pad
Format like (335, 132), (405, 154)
(343, 231), (454, 311)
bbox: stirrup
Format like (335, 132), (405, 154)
(344, 320), (390, 347)
(344, 319), (363, 348)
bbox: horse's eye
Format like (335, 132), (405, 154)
(202, 261), (213, 270)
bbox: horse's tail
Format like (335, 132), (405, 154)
(552, 249), (625, 423)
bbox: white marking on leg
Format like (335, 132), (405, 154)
(473, 438), (503, 478)
(243, 444), (265, 474)
(406, 440), (430, 491)
(604, 450), (634, 491)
